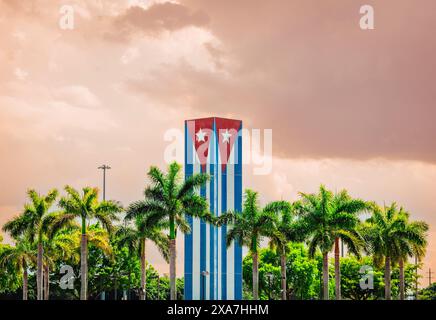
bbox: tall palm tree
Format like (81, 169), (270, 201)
(0, 236), (35, 300)
(42, 227), (79, 300)
(217, 189), (278, 300)
(396, 215), (428, 300)
(364, 203), (428, 300)
(2, 189), (58, 300)
(296, 185), (365, 300)
(330, 190), (367, 300)
(263, 200), (301, 300)
(56, 186), (122, 300)
(125, 162), (210, 300)
(117, 213), (170, 300)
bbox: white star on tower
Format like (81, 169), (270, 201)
(196, 128), (207, 142)
(221, 129), (232, 143)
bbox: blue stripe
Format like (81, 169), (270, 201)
(209, 172), (215, 300)
(200, 165), (206, 300)
(221, 166), (227, 300)
(184, 121), (193, 300)
(214, 122), (219, 300)
(234, 122), (243, 300)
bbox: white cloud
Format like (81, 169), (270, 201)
(14, 68), (28, 81)
(54, 85), (101, 108)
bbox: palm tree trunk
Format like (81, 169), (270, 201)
(252, 251), (259, 300)
(323, 252), (329, 300)
(280, 253), (287, 300)
(44, 264), (50, 300)
(169, 238), (176, 300)
(80, 233), (88, 300)
(37, 242), (43, 300)
(334, 237), (341, 300)
(169, 217), (177, 301)
(385, 256), (391, 300)
(140, 238), (146, 300)
(23, 263), (28, 301)
(399, 258), (405, 300)
(128, 265), (132, 300)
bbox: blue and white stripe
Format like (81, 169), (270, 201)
(184, 118), (242, 300)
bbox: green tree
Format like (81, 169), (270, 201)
(56, 186), (122, 300)
(2, 189), (58, 300)
(296, 185), (366, 300)
(340, 256), (384, 300)
(125, 162), (210, 300)
(263, 200), (301, 300)
(0, 236), (35, 300)
(393, 212), (428, 300)
(286, 243), (320, 299)
(242, 245), (319, 300)
(418, 283), (436, 300)
(117, 211), (170, 300)
(42, 227), (79, 299)
(218, 189), (278, 300)
(364, 203), (428, 300)
(0, 235), (22, 296)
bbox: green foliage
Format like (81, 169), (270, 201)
(364, 203), (428, 266)
(297, 185), (367, 257)
(0, 243), (22, 294)
(243, 244), (320, 300)
(340, 256), (419, 300)
(340, 256), (384, 300)
(0, 179), (430, 301)
(126, 162), (210, 240)
(418, 283), (436, 300)
(57, 186), (123, 235)
(287, 243), (320, 299)
(220, 189), (278, 253)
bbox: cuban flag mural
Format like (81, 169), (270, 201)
(184, 117), (243, 300)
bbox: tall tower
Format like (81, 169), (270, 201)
(184, 117), (243, 300)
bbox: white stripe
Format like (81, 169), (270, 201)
(205, 158), (210, 300)
(226, 145), (235, 300)
(217, 151), (222, 300)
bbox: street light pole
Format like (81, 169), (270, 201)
(266, 273), (273, 300)
(201, 271), (209, 300)
(98, 164), (110, 301)
(98, 164), (111, 201)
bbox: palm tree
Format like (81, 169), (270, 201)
(217, 189), (277, 300)
(125, 162), (210, 300)
(0, 236), (35, 300)
(396, 215), (428, 300)
(42, 227), (79, 300)
(263, 200), (301, 300)
(296, 185), (365, 300)
(117, 212), (170, 300)
(364, 203), (428, 300)
(330, 190), (368, 300)
(56, 186), (122, 300)
(2, 189), (58, 300)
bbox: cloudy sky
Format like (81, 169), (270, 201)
(1, 0), (435, 285)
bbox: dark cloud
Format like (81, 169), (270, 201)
(126, 0), (436, 162)
(109, 2), (210, 41)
